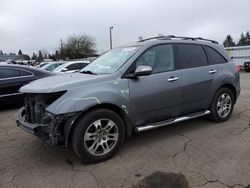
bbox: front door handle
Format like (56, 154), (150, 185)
(168, 77), (180, 82)
(209, 69), (217, 74)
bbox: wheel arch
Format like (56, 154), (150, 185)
(64, 103), (135, 147)
(213, 83), (237, 104)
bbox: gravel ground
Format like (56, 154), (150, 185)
(0, 72), (250, 188)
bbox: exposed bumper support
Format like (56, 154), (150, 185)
(15, 107), (62, 146)
(16, 107), (41, 134)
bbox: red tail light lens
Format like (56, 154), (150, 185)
(234, 65), (240, 72)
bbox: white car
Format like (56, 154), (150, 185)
(41, 61), (65, 71)
(36, 62), (49, 68)
(53, 61), (90, 73)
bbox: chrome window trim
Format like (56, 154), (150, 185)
(0, 92), (22, 98)
(0, 67), (34, 81)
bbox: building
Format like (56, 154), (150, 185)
(0, 54), (22, 62)
(225, 45), (250, 67)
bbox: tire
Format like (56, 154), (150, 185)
(208, 87), (234, 122)
(72, 109), (125, 163)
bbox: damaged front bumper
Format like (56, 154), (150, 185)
(15, 107), (63, 146)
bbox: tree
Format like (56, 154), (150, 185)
(18, 49), (23, 56)
(37, 50), (43, 62)
(223, 35), (236, 47)
(60, 34), (96, 59)
(245, 31), (250, 45)
(238, 33), (247, 46)
(43, 53), (48, 59)
(31, 53), (37, 60)
(22, 54), (30, 60)
(55, 50), (60, 60)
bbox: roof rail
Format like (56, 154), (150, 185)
(138, 35), (219, 44)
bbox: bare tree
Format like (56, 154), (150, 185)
(60, 34), (96, 59)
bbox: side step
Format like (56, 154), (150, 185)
(135, 110), (210, 132)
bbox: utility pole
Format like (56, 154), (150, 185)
(109, 26), (113, 49)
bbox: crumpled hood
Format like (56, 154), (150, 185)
(20, 73), (102, 93)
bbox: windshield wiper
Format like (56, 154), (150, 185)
(80, 70), (97, 75)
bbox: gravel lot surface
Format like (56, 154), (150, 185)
(0, 73), (250, 188)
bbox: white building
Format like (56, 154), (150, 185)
(225, 45), (250, 67)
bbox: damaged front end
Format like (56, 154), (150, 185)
(16, 91), (76, 146)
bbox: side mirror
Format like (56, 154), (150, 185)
(62, 68), (68, 72)
(134, 66), (152, 77)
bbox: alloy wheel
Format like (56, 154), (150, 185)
(84, 119), (119, 156)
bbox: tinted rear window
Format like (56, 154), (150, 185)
(0, 68), (21, 78)
(177, 44), (208, 69)
(205, 46), (227, 64)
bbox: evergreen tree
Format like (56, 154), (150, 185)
(31, 53), (37, 60)
(55, 50), (60, 60)
(223, 35), (236, 47)
(37, 50), (43, 62)
(238, 33), (247, 46)
(18, 49), (23, 56)
(245, 31), (250, 45)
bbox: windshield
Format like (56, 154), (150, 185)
(80, 46), (139, 75)
(44, 62), (64, 71)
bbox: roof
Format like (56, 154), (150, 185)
(0, 64), (54, 75)
(119, 35), (229, 61)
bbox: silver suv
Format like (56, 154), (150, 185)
(16, 35), (240, 163)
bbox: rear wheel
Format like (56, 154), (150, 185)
(208, 87), (234, 122)
(72, 109), (125, 163)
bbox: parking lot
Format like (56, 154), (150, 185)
(0, 72), (249, 188)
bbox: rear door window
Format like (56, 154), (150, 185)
(0, 68), (21, 79)
(177, 44), (208, 69)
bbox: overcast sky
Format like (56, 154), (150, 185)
(0, 0), (250, 55)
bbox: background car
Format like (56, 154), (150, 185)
(36, 62), (49, 68)
(0, 64), (55, 106)
(244, 62), (250, 72)
(41, 61), (65, 71)
(53, 61), (90, 73)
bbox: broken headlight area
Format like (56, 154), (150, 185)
(24, 91), (66, 124)
(23, 91), (68, 146)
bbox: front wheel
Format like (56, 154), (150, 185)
(72, 109), (125, 163)
(208, 87), (234, 122)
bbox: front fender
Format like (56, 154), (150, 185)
(46, 79), (134, 116)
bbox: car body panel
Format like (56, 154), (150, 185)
(128, 70), (182, 125)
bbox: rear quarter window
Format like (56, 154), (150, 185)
(20, 70), (33, 76)
(205, 46), (227, 64)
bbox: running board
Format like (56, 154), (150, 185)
(135, 110), (211, 132)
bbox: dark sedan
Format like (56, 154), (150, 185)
(244, 62), (250, 72)
(0, 64), (54, 105)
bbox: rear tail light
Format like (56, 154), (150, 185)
(234, 65), (240, 72)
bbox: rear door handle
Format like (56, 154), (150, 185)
(168, 77), (180, 82)
(209, 69), (217, 74)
